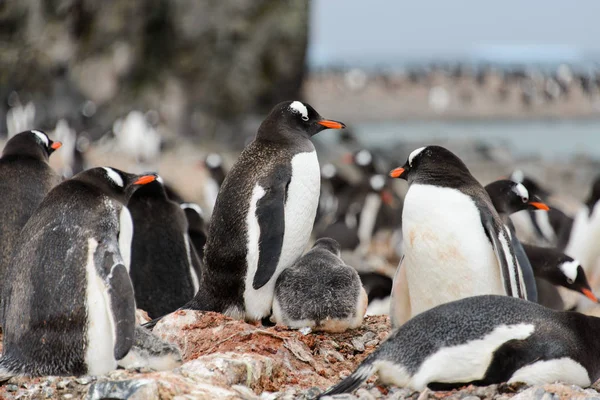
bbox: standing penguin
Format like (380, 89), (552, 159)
(0, 167), (156, 377)
(0, 130), (62, 300)
(180, 203), (208, 261)
(318, 295), (600, 397)
(485, 179), (550, 302)
(199, 152), (227, 216)
(389, 146), (526, 328)
(185, 101), (345, 321)
(272, 238), (367, 332)
(127, 176), (202, 319)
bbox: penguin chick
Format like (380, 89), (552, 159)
(0, 167), (156, 378)
(319, 295), (600, 397)
(128, 177), (202, 319)
(117, 325), (182, 371)
(523, 244), (598, 303)
(272, 238), (367, 332)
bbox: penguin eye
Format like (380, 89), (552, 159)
(301, 115), (309, 122)
(567, 278), (574, 284)
(521, 196), (528, 203)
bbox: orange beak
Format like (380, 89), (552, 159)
(133, 175), (157, 185)
(529, 201), (550, 211)
(582, 288), (599, 303)
(318, 119), (346, 130)
(389, 167), (405, 178)
(51, 142), (62, 150)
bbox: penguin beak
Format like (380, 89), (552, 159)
(389, 167), (406, 179)
(318, 119), (346, 130)
(528, 201), (550, 211)
(582, 288), (599, 303)
(51, 142), (62, 150)
(133, 175), (157, 185)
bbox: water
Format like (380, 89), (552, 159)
(336, 119), (600, 160)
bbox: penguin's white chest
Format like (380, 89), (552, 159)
(244, 151), (320, 320)
(402, 184), (504, 317)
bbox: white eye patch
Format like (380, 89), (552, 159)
(103, 167), (124, 187)
(559, 260), (579, 282)
(512, 183), (529, 202)
(289, 101), (308, 120)
(31, 130), (49, 147)
(408, 147), (426, 166)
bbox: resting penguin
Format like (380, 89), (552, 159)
(318, 295), (600, 397)
(485, 179), (550, 302)
(182, 101), (345, 321)
(389, 146), (526, 328)
(0, 130), (62, 301)
(127, 176), (202, 319)
(0, 167), (156, 377)
(272, 238), (367, 332)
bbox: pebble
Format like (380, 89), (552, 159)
(462, 396), (480, 400)
(75, 376), (92, 385)
(42, 387), (54, 398)
(63, 394), (74, 399)
(56, 380), (71, 389)
(356, 388), (376, 400)
(351, 338), (365, 352)
(6, 384), (18, 392)
(365, 340), (379, 348)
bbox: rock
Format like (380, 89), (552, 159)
(42, 386), (54, 398)
(351, 337), (365, 352)
(87, 379), (159, 400)
(355, 387), (376, 399)
(6, 384), (17, 392)
(56, 380), (71, 389)
(75, 376), (93, 385)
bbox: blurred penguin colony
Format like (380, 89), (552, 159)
(3, 96), (600, 394)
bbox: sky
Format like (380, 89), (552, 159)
(308, 0), (600, 68)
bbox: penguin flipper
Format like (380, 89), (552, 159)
(510, 229), (538, 302)
(483, 217), (526, 299)
(252, 170), (289, 290)
(103, 252), (136, 360)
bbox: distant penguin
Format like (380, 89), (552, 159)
(181, 101), (345, 321)
(485, 179), (550, 302)
(389, 146), (526, 328)
(344, 149), (384, 176)
(127, 176), (202, 319)
(200, 152), (226, 216)
(318, 295), (600, 396)
(272, 238), (367, 332)
(360, 271), (394, 316)
(523, 244), (598, 305)
(0, 130), (62, 301)
(0, 167), (156, 377)
(565, 176), (600, 280)
(180, 202), (208, 262)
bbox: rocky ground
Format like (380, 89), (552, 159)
(1, 310), (600, 399)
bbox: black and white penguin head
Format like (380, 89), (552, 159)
(313, 237), (342, 257)
(1, 129), (62, 160)
(257, 101), (346, 141)
(73, 167), (158, 204)
(388, 146), (470, 184)
(180, 202), (206, 229)
(129, 173), (169, 199)
(556, 257), (598, 302)
(485, 179), (550, 215)
(510, 170), (550, 200)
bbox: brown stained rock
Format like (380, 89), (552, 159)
(153, 310), (391, 392)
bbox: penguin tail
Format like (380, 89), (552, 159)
(0, 361), (17, 383)
(315, 362), (376, 398)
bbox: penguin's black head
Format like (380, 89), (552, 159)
(510, 170), (550, 200)
(74, 167), (158, 204)
(129, 174), (169, 201)
(313, 237), (342, 257)
(585, 176), (600, 214)
(388, 146), (471, 185)
(555, 258), (598, 303)
(1, 130), (62, 160)
(257, 101), (346, 141)
(485, 179), (550, 215)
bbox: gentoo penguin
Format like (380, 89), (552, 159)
(0, 167), (156, 377)
(184, 101), (345, 321)
(485, 179), (550, 302)
(199, 152), (227, 216)
(523, 243), (598, 304)
(272, 238), (367, 332)
(127, 176), (202, 319)
(180, 203), (208, 261)
(0, 130), (62, 302)
(389, 146), (525, 328)
(318, 295), (600, 396)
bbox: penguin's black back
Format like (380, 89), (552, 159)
(1, 179), (123, 376)
(197, 139), (304, 311)
(128, 182), (198, 318)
